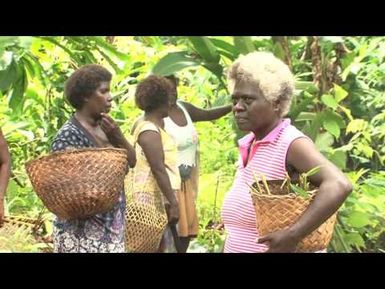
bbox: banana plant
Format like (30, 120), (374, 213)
(0, 36), (127, 117)
(151, 36), (258, 93)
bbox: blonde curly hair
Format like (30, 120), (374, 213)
(227, 51), (294, 117)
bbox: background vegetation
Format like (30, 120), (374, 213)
(1, 36), (384, 252)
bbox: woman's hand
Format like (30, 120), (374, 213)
(100, 113), (125, 146)
(100, 113), (136, 168)
(257, 229), (301, 253)
(165, 201), (180, 225)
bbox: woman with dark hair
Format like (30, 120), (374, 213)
(163, 74), (232, 252)
(131, 75), (180, 252)
(51, 64), (136, 253)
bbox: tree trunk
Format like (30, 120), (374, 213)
(272, 36), (292, 70)
(310, 36), (329, 94)
(311, 37), (348, 93)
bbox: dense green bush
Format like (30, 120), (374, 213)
(1, 36), (384, 252)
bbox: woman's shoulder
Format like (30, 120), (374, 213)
(177, 100), (191, 114)
(51, 120), (89, 151)
(281, 123), (312, 144)
(55, 120), (83, 139)
(136, 120), (159, 133)
(133, 120), (161, 142)
(176, 100), (195, 124)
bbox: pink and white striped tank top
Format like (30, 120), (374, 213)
(221, 119), (307, 253)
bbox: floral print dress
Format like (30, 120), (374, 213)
(51, 116), (125, 253)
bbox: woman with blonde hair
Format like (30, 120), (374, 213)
(221, 51), (352, 253)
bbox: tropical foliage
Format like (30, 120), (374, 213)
(1, 36), (384, 252)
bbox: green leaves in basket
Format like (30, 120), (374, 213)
(290, 183), (311, 199)
(304, 166), (321, 178)
(299, 165), (322, 191)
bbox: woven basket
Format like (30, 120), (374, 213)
(0, 215), (38, 245)
(2, 215), (40, 231)
(0, 220), (33, 245)
(0, 215), (53, 252)
(250, 180), (337, 252)
(124, 170), (168, 253)
(125, 201), (168, 253)
(25, 148), (128, 220)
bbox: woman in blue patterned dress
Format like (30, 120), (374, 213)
(51, 64), (136, 253)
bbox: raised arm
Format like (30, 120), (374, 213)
(181, 101), (232, 122)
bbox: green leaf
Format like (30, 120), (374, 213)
(323, 119), (340, 139)
(24, 52), (46, 84)
(315, 132), (334, 152)
(5, 180), (19, 196)
(93, 37), (130, 61)
(304, 166), (321, 177)
(40, 36), (78, 61)
(295, 112), (316, 122)
(339, 105), (353, 121)
(1, 121), (29, 137)
(187, 37), (220, 63)
(210, 38), (238, 59)
(290, 95), (316, 120)
(9, 65), (27, 115)
(347, 211), (372, 228)
(217, 50), (236, 61)
(0, 59), (18, 91)
(20, 56), (35, 78)
(329, 150), (347, 170)
(295, 80), (319, 94)
(333, 84), (348, 103)
(82, 50), (98, 64)
(202, 62), (224, 79)
(341, 51), (355, 70)
(44, 219), (53, 236)
(307, 113), (323, 141)
(289, 184), (310, 198)
(96, 47), (122, 74)
(17, 129), (35, 141)
(233, 37), (255, 55)
(344, 232), (365, 248)
(321, 94), (338, 109)
(347, 168), (369, 184)
(323, 110), (345, 128)
(362, 145), (374, 158)
(346, 119), (367, 134)
(152, 51), (200, 76)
